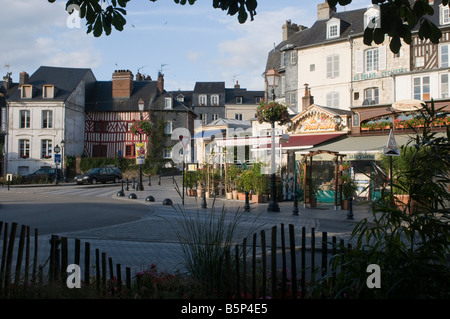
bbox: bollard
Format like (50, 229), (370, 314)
(201, 188), (207, 209)
(125, 178), (129, 191)
(347, 196), (354, 220)
(158, 175), (161, 186)
(132, 177), (136, 190)
(292, 193), (299, 216)
(116, 180), (125, 196)
(148, 175), (151, 186)
(244, 191), (251, 212)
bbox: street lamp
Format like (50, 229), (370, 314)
(54, 144), (61, 185)
(137, 98), (145, 191)
(266, 67), (280, 212)
(60, 139), (65, 182)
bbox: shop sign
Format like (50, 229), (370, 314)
(353, 67), (407, 82)
(343, 153), (376, 161)
(296, 114), (336, 133)
(391, 99), (425, 112)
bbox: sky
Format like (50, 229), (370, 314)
(0, 0), (369, 92)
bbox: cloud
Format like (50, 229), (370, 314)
(0, 0), (101, 78)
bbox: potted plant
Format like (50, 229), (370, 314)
(341, 175), (358, 210)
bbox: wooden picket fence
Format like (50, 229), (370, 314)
(0, 220), (351, 299)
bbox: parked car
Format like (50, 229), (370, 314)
(75, 166), (123, 185)
(23, 168), (63, 183)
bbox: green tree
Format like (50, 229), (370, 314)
(51, 0), (447, 53)
(145, 114), (167, 175)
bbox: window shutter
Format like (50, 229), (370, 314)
(356, 50), (363, 74)
(378, 46), (386, 70)
(327, 56), (332, 78)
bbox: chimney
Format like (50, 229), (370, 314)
(282, 20), (300, 41)
(19, 71), (29, 85)
(301, 84), (314, 112)
(3, 72), (12, 90)
(234, 81), (240, 89)
(157, 72), (164, 93)
(317, 1), (336, 20)
(135, 72), (143, 82)
(112, 69), (133, 98)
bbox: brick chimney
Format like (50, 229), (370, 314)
(3, 72), (12, 90)
(301, 83), (314, 112)
(112, 70), (133, 98)
(317, 1), (336, 20)
(282, 20), (299, 41)
(234, 81), (240, 89)
(157, 72), (164, 94)
(19, 71), (29, 85)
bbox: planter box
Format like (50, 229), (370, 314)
(226, 192), (233, 200)
(238, 192), (246, 201)
(232, 190), (238, 200)
(252, 194), (267, 203)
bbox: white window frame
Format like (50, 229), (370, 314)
(201, 113), (207, 124)
(235, 96), (243, 104)
(164, 121), (173, 135)
(413, 76), (431, 100)
(211, 94), (219, 105)
(164, 97), (172, 109)
(42, 85), (55, 99)
(281, 51), (286, 68)
(42, 110), (53, 129)
(290, 51), (297, 65)
(440, 73), (449, 98)
(212, 113), (219, 121)
(21, 85), (32, 99)
(163, 148), (172, 159)
(440, 5), (450, 25)
(326, 92), (340, 107)
(199, 94), (207, 105)
(235, 113), (243, 120)
(41, 139), (52, 159)
(19, 139), (30, 158)
(364, 87), (379, 105)
(20, 110), (30, 128)
(327, 23), (339, 38)
(365, 48), (379, 72)
(327, 55), (339, 78)
(439, 44), (449, 68)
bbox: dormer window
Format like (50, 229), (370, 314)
(364, 6), (381, 29)
(235, 96), (243, 104)
(176, 94), (184, 102)
(164, 97), (172, 109)
(21, 85), (33, 99)
(199, 94), (207, 105)
(326, 18), (340, 39)
(440, 4), (450, 25)
(211, 94), (219, 105)
(42, 85), (55, 98)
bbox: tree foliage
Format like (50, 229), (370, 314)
(50, 0), (449, 53)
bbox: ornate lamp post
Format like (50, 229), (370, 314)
(54, 144), (61, 185)
(266, 67), (280, 212)
(137, 98), (145, 191)
(60, 139), (65, 182)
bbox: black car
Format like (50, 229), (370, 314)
(23, 168), (63, 183)
(75, 166), (123, 185)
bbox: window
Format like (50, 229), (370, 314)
(355, 46), (386, 73)
(235, 96), (243, 104)
(211, 95), (219, 105)
(352, 113), (360, 127)
(200, 113), (207, 124)
(43, 85), (54, 98)
(19, 139), (30, 158)
(364, 87), (379, 105)
(199, 95), (207, 105)
(328, 24), (339, 38)
(163, 148), (172, 159)
(440, 73), (449, 98)
(365, 48), (379, 72)
(281, 51), (286, 67)
(413, 76), (431, 100)
(20, 110), (30, 128)
(326, 92), (340, 107)
(326, 55), (339, 78)
(21, 85), (32, 98)
(164, 97), (172, 109)
(235, 113), (243, 120)
(255, 96), (263, 104)
(440, 5), (450, 25)
(164, 121), (173, 135)
(290, 51), (297, 65)
(94, 122), (108, 132)
(440, 44), (449, 68)
(310, 64), (315, 72)
(125, 144), (135, 157)
(41, 139), (52, 159)
(42, 110), (53, 128)
(287, 92), (296, 106)
(92, 145), (107, 157)
(212, 113), (219, 121)
(176, 94), (184, 102)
